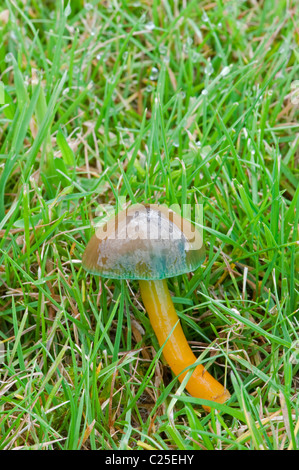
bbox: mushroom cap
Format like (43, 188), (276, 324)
(82, 204), (205, 280)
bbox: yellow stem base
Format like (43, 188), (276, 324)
(139, 279), (230, 409)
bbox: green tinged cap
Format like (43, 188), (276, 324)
(82, 204), (205, 280)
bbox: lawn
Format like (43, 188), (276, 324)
(0, 0), (298, 450)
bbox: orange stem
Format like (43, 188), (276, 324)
(139, 279), (230, 408)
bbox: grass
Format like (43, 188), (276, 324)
(0, 0), (298, 451)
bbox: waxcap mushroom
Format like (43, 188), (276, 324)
(82, 203), (230, 408)
(82, 203), (205, 280)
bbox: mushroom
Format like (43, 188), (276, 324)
(82, 204), (230, 408)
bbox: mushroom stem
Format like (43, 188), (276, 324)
(139, 279), (230, 408)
